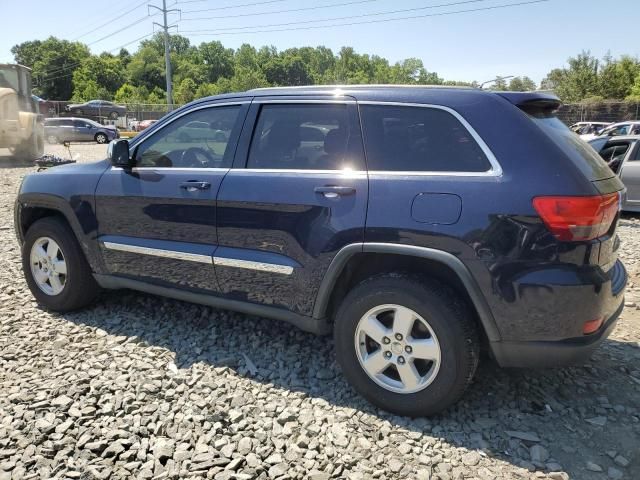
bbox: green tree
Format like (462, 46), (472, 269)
(11, 36), (90, 99)
(598, 55), (640, 99)
(199, 40), (235, 83)
(71, 53), (125, 101)
(174, 77), (197, 104)
(508, 76), (537, 91)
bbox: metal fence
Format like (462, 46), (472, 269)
(43, 101), (178, 129)
(556, 101), (640, 125)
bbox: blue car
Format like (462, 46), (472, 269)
(14, 86), (627, 416)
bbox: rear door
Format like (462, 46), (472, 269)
(95, 99), (249, 292)
(619, 141), (640, 205)
(215, 97), (368, 316)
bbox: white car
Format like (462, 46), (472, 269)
(581, 121), (640, 141)
(571, 121), (610, 137)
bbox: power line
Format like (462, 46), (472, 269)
(183, 0), (549, 36)
(183, 0), (493, 33)
(182, 0), (288, 14)
(71, 0), (150, 41)
(181, 0), (383, 21)
(86, 14), (158, 47)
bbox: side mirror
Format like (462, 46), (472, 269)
(108, 139), (132, 168)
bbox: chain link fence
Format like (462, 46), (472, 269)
(556, 101), (640, 125)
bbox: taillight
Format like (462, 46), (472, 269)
(532, 192), (620, 241)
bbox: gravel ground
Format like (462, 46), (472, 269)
(0, 144), (639, 480)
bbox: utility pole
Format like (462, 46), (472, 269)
(150, 0), (179, 110)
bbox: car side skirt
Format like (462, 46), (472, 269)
(93, 274), (331, 335)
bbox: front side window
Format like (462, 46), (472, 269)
(360, 105), (491, 172)
(73, 120), (90, 128)
(134, 105), (241, 168)
(247, 104), (362, 170)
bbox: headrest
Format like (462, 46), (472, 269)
(324, 128), (347, 155)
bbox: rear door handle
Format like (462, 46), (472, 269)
(180, 181), (211, 192)
(314, 185), (356, 198)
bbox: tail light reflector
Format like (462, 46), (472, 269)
(532, 193), (619, 241)
(583, 317), (604, 335)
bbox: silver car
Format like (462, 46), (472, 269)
(44, 117), (119, 144)
(589, 135), (640, 211)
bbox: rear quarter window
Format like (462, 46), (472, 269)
(527, 113), (613, 180)
(359, 105), (492, 172)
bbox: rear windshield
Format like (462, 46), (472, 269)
(526, 111), (613, 180)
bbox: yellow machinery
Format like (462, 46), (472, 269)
(0, 64), (44, 161)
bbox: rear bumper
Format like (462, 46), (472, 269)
(490, 260), (627, 368)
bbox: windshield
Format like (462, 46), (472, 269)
(0, 66), (19, 91)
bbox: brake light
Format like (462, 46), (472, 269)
(532, 193), (619, 241)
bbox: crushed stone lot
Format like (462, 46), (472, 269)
(0, 144), (639, 480)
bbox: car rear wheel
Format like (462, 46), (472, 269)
(22, 217), (101, 311)
(95, 133), (108, 144)
(109, 111), (119, 120)
(47, 135), (59, 145)
(334, 273), (479, 416)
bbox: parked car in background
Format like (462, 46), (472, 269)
(136, 119), (158, 131)
(173, 120), (228, 143)
(44, 117), (119, 144)
(589, 135), (640, 211)
(570, 121), (610, 136)
(582, 121), (640, 141)
(65, 100), (126, 120)
(15, 86), (627, 416)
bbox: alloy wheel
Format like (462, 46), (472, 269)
(30, 237), (67, 296)
(354, 304), (441, 394)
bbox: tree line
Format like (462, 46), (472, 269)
(10, 34), (640, 105)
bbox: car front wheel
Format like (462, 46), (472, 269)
(95, 133), (108, 144)
(334, 273), (479, 416)
(22, 217), (100, 311)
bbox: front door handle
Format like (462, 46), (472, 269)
(314, 185), (356, 198)
(180, 181), (211, 192)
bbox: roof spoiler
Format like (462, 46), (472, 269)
(496, 91), (562, 113)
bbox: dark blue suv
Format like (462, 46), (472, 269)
(15, 86), (627, 416)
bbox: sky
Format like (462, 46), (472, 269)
(1, 0), (638, 85)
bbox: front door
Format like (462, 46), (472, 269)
(72, 119), (92, 141)
(215, 98), (368, 316)
(95, 100), (249, 291)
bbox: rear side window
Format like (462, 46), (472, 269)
(359, 105), (491, 172)
(247, 104), (364, 171)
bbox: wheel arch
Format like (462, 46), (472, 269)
(15, 194), (102, 273)
(313, 243), (501, 342)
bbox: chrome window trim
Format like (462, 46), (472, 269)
(110, 167), (230, 172)
(102, 241), (213, 264)
(228, 168), (367, 175)
(357, 100), (503, 177)
(214, 256), (293, 275)
(128, 100), (251, 149)
(253, 99), (355, 105)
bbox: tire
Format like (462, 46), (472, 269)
(12, 129), (44, 163)
(109, 111), (119, 120)
(95, 133), (108, 144)
(334, 273), (479, 417)
(22, 217), (101, 312)
(47, 135), (59, 144)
